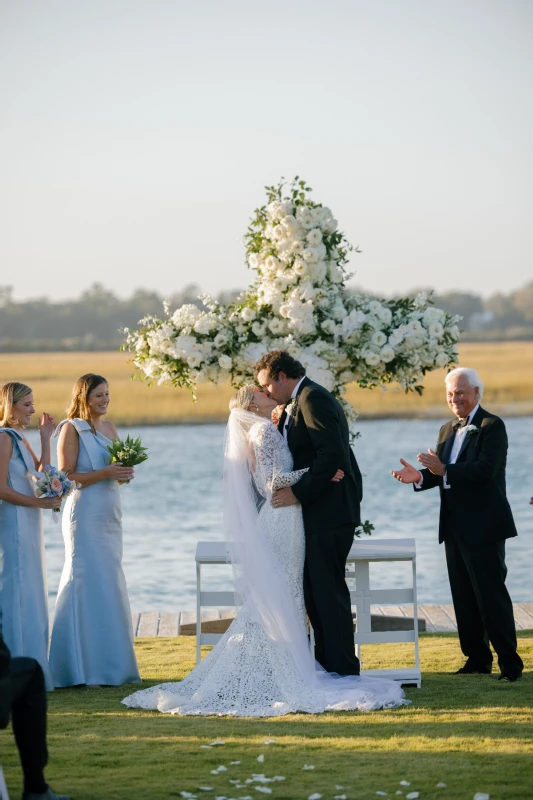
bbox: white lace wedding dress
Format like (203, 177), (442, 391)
(122, 415), (408, 716)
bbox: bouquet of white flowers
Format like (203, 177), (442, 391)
(106, 435), (148, 484)
(124, 177), (460, 431)
(34, 465), (79, 519)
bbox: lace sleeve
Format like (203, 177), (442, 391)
(250, 422), (308, 497)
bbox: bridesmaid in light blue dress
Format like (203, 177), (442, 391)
(49, 373), (140, 687)
(0, 381), (60, 691)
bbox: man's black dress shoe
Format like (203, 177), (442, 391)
(23, 786), (71, 800)
(454, 661), (492, 674)
(498, 670), (522, 682)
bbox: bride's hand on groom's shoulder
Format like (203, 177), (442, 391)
(390, 458), (422, 485)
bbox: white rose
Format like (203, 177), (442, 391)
(321, 319), (337, 335)
(265, 255), (281, 271)
(293, 258), (308, 277)
(306, 228), (323, 246)
(241, 307), (257, 322)
(268, 318), (285, 334)
(427, 321), (444, 338)
(365, 352), (381, 366)
(218, 354), (233, 370)
(380, 345), (395, 363)
(252, 320), (267, 336)
(435, 351), (449, 367)
(371, 331), (387, 347)
(248, 253), (261, 269)
(213, 331), (229, 348)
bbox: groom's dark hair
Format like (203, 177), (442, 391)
(254, 350), (306, 381)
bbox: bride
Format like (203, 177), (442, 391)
(122, 386), (409, 716)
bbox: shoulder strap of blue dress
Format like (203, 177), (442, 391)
(0, 428), (40, 478)
(54, 418), (103, 471)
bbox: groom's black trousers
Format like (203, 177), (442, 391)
(303, 523), (360, 675)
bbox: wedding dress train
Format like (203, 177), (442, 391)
(123, 413), (408, 716)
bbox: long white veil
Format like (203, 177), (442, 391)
(223, 408), (317, 684)
(222, 408), (410, 710)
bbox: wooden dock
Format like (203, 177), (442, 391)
(132, 603), (533, 637)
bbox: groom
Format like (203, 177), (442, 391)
(255, 350), (363, 675)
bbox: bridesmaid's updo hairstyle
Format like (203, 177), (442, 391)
(0, 382), (32, 428)
(67, 374), (108, 423)
(229, 385), (256, 411)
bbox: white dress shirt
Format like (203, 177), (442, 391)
(282, 376), (306, 439)
(416, 403), (479, 489)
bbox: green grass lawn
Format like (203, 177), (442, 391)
(1, 633), (532, 800)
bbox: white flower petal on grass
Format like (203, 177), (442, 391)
(201, 745), (213, 749)
(262, 739), (276, 744)
(230, 761), (241, 765)
(273, 776), (285, 781)
(308, 794), (323, 800)
(334, 795), (347, 799)
(217, 766), (227, 772)
(473, 795), (490, 800)
(257, 754), (265, 763)
(302, 764), (315, 770)
(210, 740), (226, 746)
(376, 793), (388, 797)
(406, 793), (420, 799)
(436, 784), (446, 789)
(255, 789), (272, 795)
(396, 793), (403, 796)
(335, 787), (344, 791)
(400, 782), (411, 787)
(180, 793), (197, 799)
(198, 789), (213, 792)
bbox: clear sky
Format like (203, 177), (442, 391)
(1, 0), (531, 302)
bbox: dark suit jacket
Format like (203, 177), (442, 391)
(416, 406), (517, 546)
(0, 632), (11, 729)
(279, 377), (363, 534)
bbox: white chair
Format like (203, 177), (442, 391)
(347, 537), (421, 687)
(195, 538), (422, 687)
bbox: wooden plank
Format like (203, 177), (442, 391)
(201, 609), (221, 622)
(518, 603), (533, 624)
(131, 612), (140, 637)
(515, 603), (533, 628)
(419, 605), (456, 631)
(417, 606), (437, 632)
(158, 612), (179, 637)
(137, 611), (159, 637)
(355, 630), (416, 644)
(440, 604), (457, 627)
(220, 609), (237, 620)
(378, 604), (410, 618)
(180, 611), (196, 627)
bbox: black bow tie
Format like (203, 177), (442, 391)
(452, 418), (469, 431)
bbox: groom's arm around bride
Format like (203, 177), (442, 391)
(255, 350), (362, 676)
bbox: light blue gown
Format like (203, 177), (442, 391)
(0, 428), (53, 690)
(49, 419), (140, 687)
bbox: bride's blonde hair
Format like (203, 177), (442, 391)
(229, 385), (256, 411)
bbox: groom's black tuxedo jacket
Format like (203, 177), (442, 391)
(416, 405), (517, 547)
(278, 377), (363, 534)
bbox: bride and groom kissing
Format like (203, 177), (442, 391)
(123, 350), (408, 716)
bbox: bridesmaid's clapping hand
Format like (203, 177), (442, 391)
(38, 412), (56, 440)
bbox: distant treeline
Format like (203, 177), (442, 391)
(1, 281), (532, 352)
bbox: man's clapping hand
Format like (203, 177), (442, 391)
(417, 448), (445, 476)
(391, 459), (422, 484)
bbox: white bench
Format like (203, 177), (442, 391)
(195, 537), (421, 687)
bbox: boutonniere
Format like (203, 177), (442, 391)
(466, 424), (479, 435)
(286, 398), (299, 419)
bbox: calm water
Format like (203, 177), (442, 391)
(29, 417), (533, 613)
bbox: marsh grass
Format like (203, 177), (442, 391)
(1, 342), (533, 426)
(1, 633), (531, 799)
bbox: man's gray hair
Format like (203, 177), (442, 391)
(445, 367), (484, 401)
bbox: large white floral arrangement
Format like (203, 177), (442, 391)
(124, 178), (460, 426)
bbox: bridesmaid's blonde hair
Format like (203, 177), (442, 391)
(67, 374), (108, 424)
(0, 382), (32, 428)
(229, 385), (256, 411)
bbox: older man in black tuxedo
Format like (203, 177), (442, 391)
(392, 367), (523, 681)
(0, 630), (70, 800)
(255, 350), (363, 676)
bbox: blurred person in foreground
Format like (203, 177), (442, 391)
(0, 630), (70, 800)
(391, 367), (523, 681)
